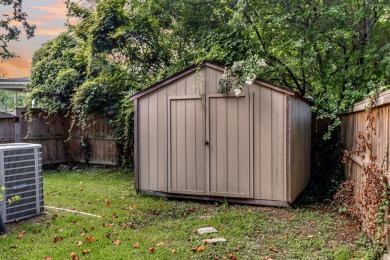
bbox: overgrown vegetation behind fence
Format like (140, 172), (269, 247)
(0, 108), (117, 165)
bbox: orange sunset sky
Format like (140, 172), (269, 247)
(0, 0), (72, 78)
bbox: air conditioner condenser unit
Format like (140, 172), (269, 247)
(0, 143), (44, 223)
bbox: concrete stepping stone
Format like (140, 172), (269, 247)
(196, 227), (218, 235)
(202, 238), (227, 244)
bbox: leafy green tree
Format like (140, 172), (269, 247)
(28, 0), (389, 167)
(0, 90), (25, 111)
(26, 32), (86, 115)
(0, 0), (35, 61)
(217, 0), (389, 134)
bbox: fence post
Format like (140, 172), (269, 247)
(12, 108), (25, 143)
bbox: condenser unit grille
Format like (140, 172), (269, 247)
(0, 143), (44, 223)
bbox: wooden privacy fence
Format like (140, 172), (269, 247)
(341, 90), (390, 250)
(0, 112), (15, 144)
(0, 108), (117, 165)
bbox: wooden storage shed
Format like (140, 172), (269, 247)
(130, 62), (311, 207)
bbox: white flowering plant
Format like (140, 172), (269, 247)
(218, 56), (266, 97)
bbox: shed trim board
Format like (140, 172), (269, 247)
(130, 62), (296, 101)
(132, 64), (311, 207)
(134, 99), (139, 190)
(139, 189), (290, 207)
(286, 95), (291, 202)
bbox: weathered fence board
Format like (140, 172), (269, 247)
(0, 108), (116, 165)
(341, 91), (390, 251)
(0, 112), (14, 144)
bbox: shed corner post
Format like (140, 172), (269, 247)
(133, 98), (139, 192)
(285, 94), (291, 203)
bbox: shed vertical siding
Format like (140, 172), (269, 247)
(169, 96), (206, 194)
(249, 84), (287, 201)
(271, 91), (286, 201)
(133, 62), (311, 206)
(208, 95), (251, 197)
(137, 71), (205, 192)
(148, 92), (158, 191)
(138, 95), (149, 191)
(289, 97), (311, 202)
(157, 88), (168, 191)
(205, 67), (223, 94)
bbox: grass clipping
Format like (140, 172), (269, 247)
(337, 99), (390, 245)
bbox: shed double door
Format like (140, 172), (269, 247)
(168, 94), (252, 198)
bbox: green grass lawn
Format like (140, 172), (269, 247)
(0, 169), (378, 259)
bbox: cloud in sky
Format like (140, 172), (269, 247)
(0, 57), (31, 78)
(31, 0), (68, 19)
(0, 0), (69, 78)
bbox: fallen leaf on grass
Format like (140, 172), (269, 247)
(232, 245), (244, 251)
(269, 246), (278, 253)
(133, 243), (139, 249)
(120, 224), (127, 230)
(113, 239), (120, 245)
(17, 230), (26, 239)
(195, 246), (205, 252)
(85, 236), (95, 243)
(77, 241), (83, 246)
(10, 244), (18, 249)
(149, 247), (155, 253)
(82, 249), (90, 256)
(156, 242), (165, 246)
(45, 257), (52, 260)
(53, 236), (60, 243)
(227, 254), (237, 260)
(171, 249), (176, 254)
(79, 187), (84, 191)
(104, 198), (111, 207)
(127, 222), (135, 228)
(112, 213), (118, 219)
(102, 223), (111, 227)
(80, 228), (87, 236)
(189, 208), (195, 212)
(70, 252), (78, 260)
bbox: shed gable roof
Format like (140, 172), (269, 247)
(130, 61), (295, 101)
